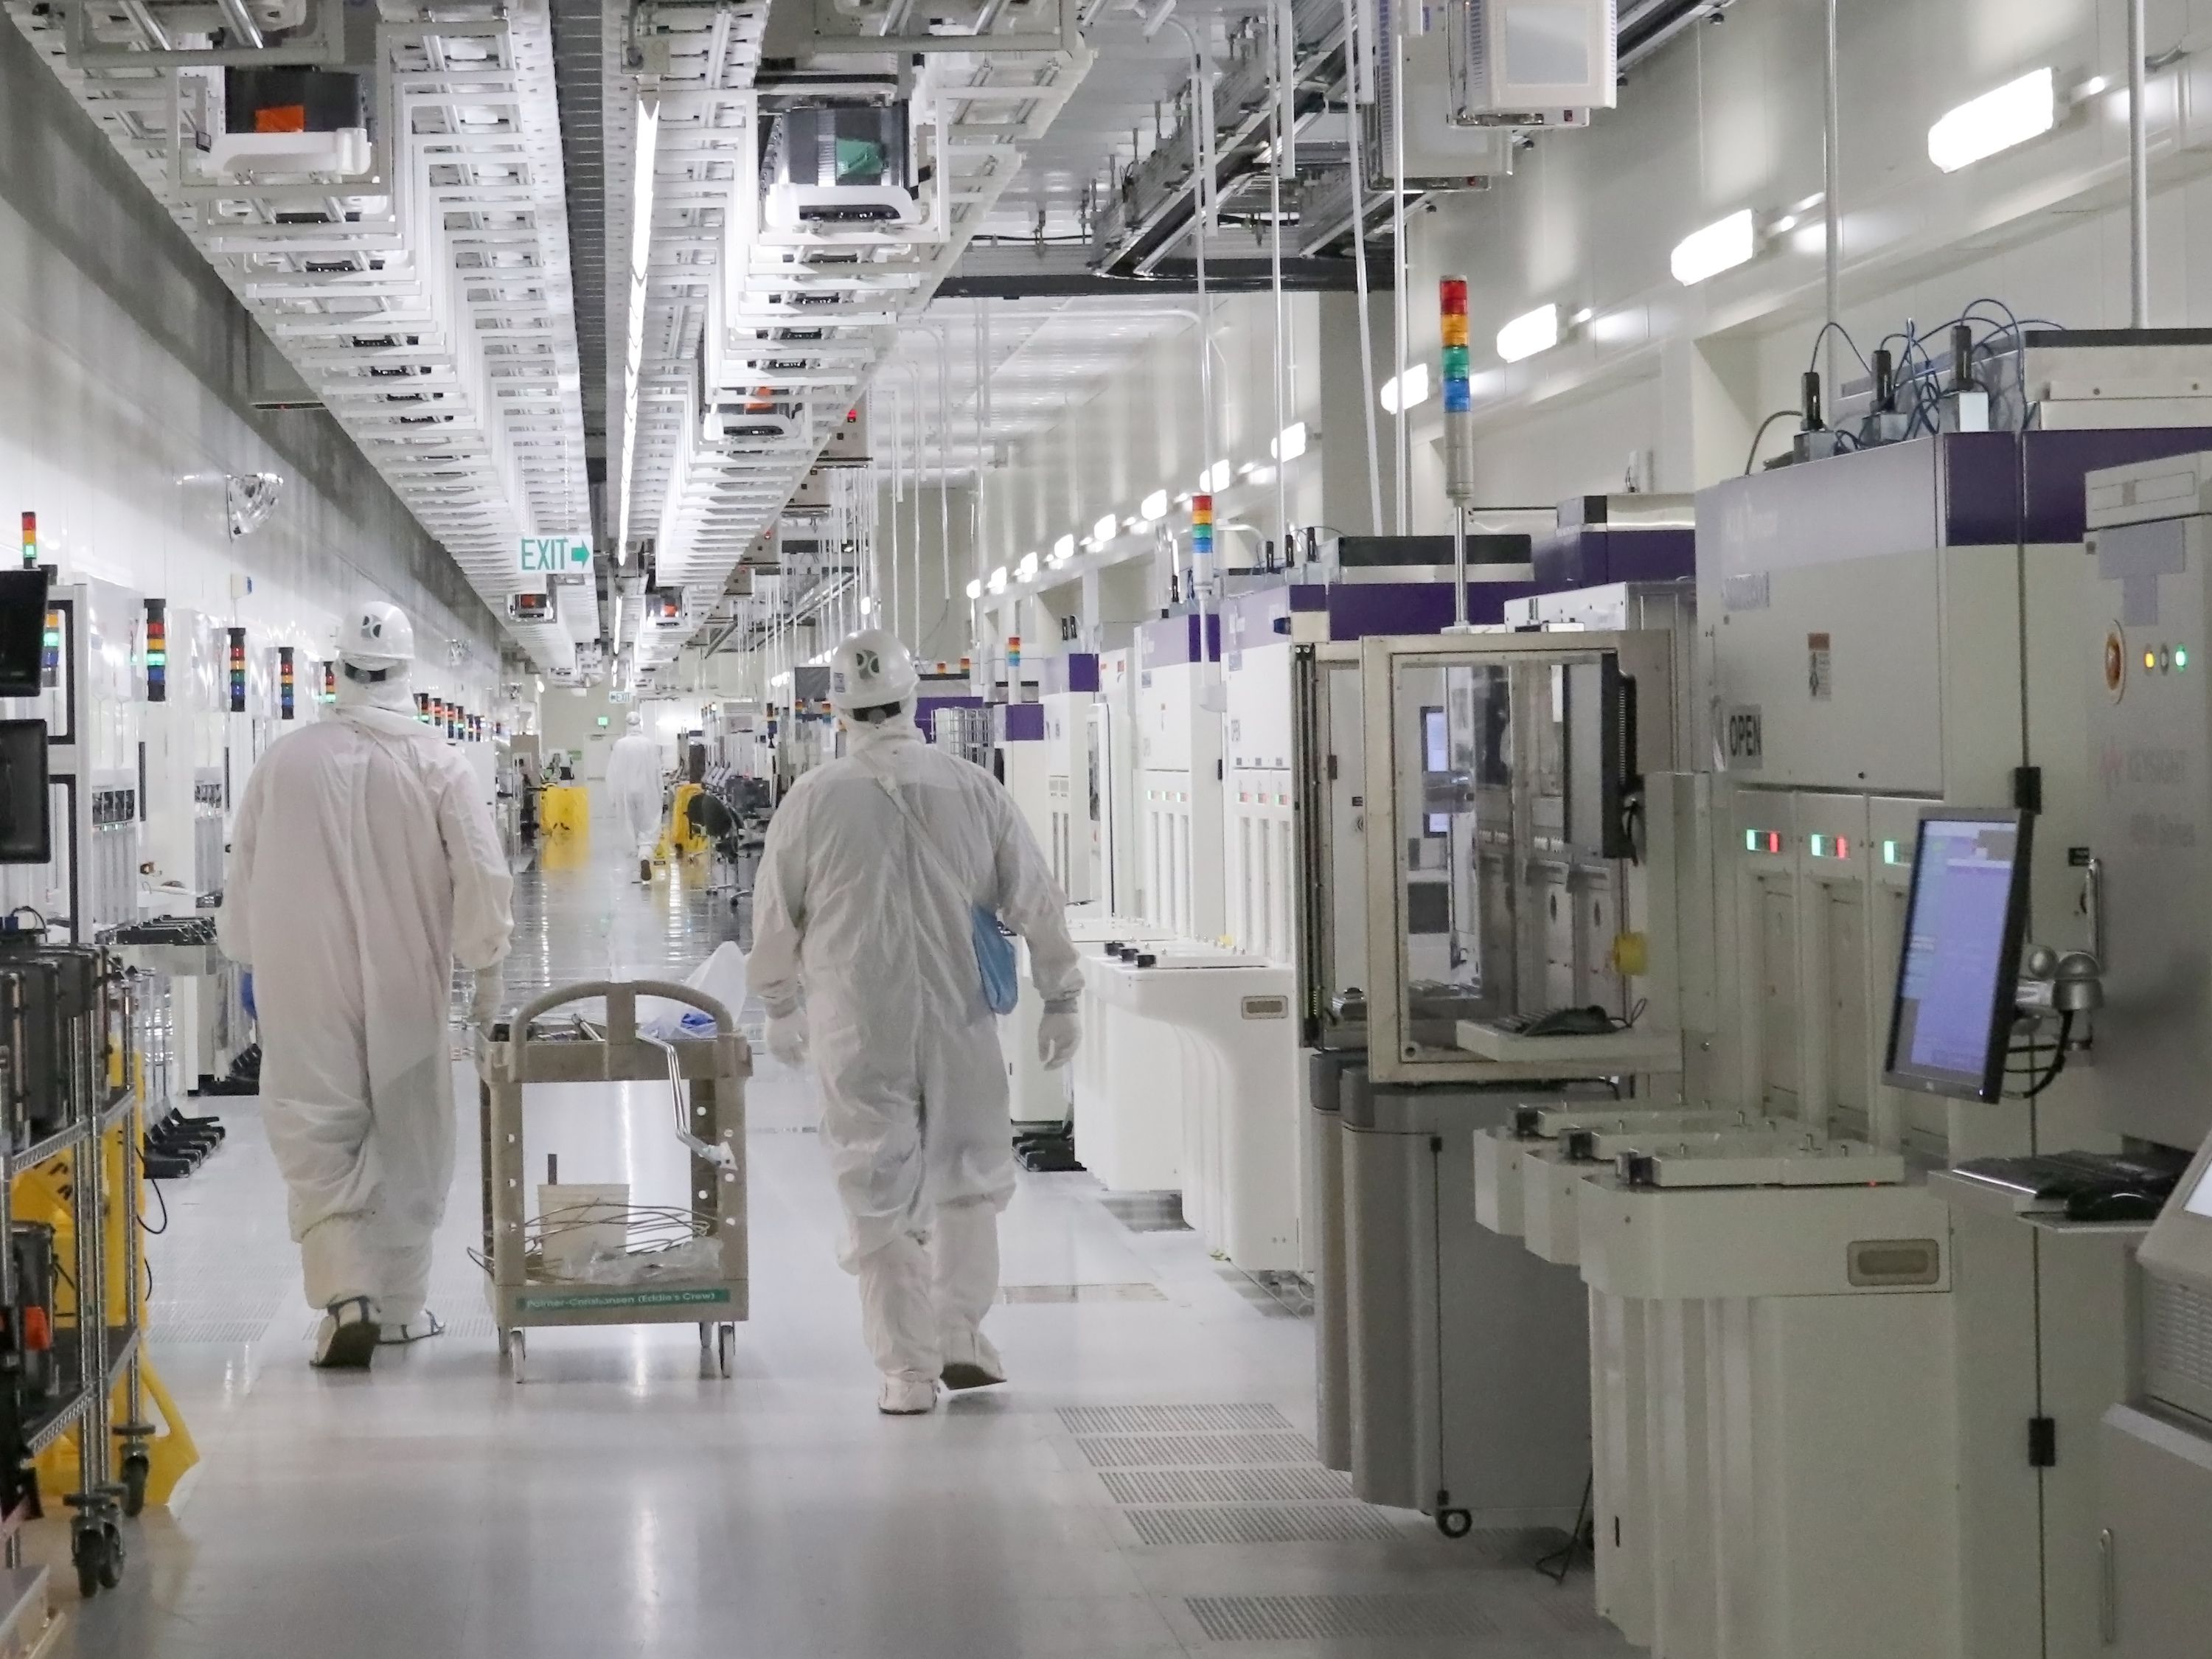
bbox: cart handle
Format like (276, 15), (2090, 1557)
(504, 979), (735, 1057)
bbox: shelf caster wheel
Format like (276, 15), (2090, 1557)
(99, 1522), (125, 1590)
(698, 1321), (713, 1352)
(120, 1452), (151, 1519)
(716, 1324), (736, 1378)
(501, 1328), (526, 1378)
(1436, 1509), (1473, 1540)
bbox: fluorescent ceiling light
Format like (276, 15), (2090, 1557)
(1671, 209), (1759, 285)
(1052, 533), (1075, 562)
(1380, 364), (1430, 414)
(1927, 67), (2056, 173)
(987, 566), (1009, 594)
(1139, 490), (1169, 521)
(1093, 513), (1118, 543)
(964, 577), (983, 599)
(1017, 552), (1040, 582)
(1272, 422), (1308, 461)
(1201, 459), (1231, 493)
(1497, 304), (1560, 364)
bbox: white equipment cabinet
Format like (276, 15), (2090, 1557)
(2077, 452), (2212, 1659)
(1040, 654), (1101, 905)
(1133, 613), (1224, 942)
(1222, 590), (1296, 964)
(1092, 946), (1298, 1269)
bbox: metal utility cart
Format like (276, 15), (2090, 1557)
(477, 981), (748, 1378)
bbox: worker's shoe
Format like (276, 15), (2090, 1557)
(311, 1296), (380, 1370)
(639, 857), (653, 883)
(877, 1369), (939, 1416)
(940, 1329), (1006, 1392)
(378, 1310), (446, 1346)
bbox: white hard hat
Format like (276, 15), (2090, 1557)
(828, 627), (918, 714)
(342, 601), (415, 667)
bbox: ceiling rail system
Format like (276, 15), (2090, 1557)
(7, 0), (598, 672)
(615, 0), (1092, 678)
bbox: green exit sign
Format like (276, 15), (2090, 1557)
(519, 535), (592, 575)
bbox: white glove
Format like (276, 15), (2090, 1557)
(765, 1011), (809, 1066)
(1037, 1008), (1081, 1071)
(470, 968), (503, 1028)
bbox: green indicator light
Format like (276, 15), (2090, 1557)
(2180, 648), (2191, 670)
(1745, 830), (1759, 853)
(1809, 835), (1827, 858)
(1882, 839), (1905, 866)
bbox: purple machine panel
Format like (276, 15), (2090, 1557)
(1287, 577), (1549, 639)
(1040, 653), (1100, 695)
(1701, 429), (2212, 589)
(1534, 526), (1697, 588)
(993, 702), (1046, 742)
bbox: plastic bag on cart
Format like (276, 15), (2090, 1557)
(574, 1234), (726, 1285)
(635, 942), (748, 1040)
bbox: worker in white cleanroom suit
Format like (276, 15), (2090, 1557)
(602, 710), (665, 882)
(750, 627), (1082, 1416)
(219, 602), (514, 1369)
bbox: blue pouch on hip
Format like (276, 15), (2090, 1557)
(974, 908), (1019, 1015)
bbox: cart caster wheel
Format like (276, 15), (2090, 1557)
(698, 1321), (713, 1351)
(716, 1324), (736, 1378)
(98, 1522), (125, 1590)
(120, 1452), (150, 1518)
(1436, 1508), (1473, 1540)
(72, 1526), (108, 1599)
(501, 1328), (526, 1378)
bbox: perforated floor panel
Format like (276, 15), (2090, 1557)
(1186, 1593), (1499, 1641)
(1060, 1402), (1293, 1435)
(1101, 1465), (1355, 1506)
(1076, 1432), (1321, 1468)
(1127, 1504), (1404, 1546)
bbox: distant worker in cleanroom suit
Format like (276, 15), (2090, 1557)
(219, 602), (514, 1370)
(750, 627), (1082, 1416)
(602, 709), (665, 883)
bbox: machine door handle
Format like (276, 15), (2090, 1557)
(2099, 1526), (2117, 1646)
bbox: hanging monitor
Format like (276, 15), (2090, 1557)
(1882, 809), (2034, 1104)
(0, 568), (52, 699)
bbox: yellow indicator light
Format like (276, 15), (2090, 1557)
(2146, 651), (2158, 670)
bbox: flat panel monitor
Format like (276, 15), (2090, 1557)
(0, 722), (49, 863)
(0, 570), (48, 699)
(1882, 809), (2033, 1104)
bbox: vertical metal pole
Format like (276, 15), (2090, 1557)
(888, 387), (902, 641)
(934, 327), (953, 642)
(1391, 20), (1411, 533)
(1166, 18), (1220, 519)
(1340, 0), (1385, 537)
(2129, 0), (2151, 326)
(1822, 0), (1842, 390)
(1269, 0), (1291, 567)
